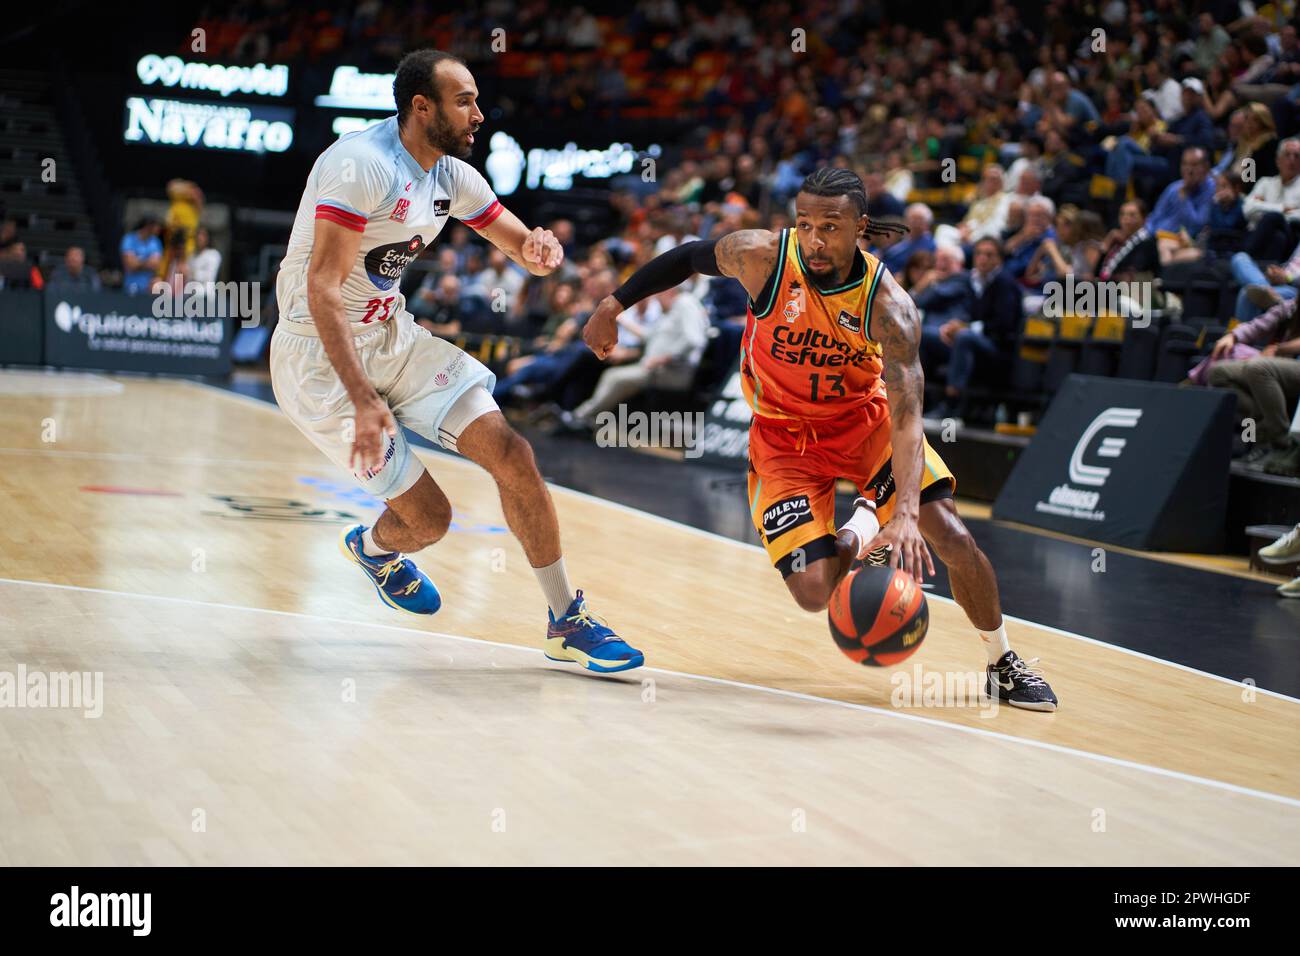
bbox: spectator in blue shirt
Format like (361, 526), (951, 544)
(1047, 72), (1100, 133)
(1147, 147), (1214, 265)
(120, 218), (162, 294)
(1003, 195), (1057, 282)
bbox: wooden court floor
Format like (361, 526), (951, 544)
(0, 369), (1296, 865)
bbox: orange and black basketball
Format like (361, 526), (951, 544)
(828, 565), (928, 667)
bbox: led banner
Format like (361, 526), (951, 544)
(135, 55), (289, 98)
(486, 132), (659, 195)
(123, 97), (294, 153)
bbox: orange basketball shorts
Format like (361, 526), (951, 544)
(746, 408), (955, 577)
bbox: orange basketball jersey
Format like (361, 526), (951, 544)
(740, 228), (889, 424)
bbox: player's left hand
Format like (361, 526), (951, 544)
(863, 514), (936, 581)
(521, 226), (563, 273)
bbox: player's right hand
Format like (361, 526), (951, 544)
(863, 515), (936, 582)
(351, 397), (398, 475)
(582, 295), (623, 359)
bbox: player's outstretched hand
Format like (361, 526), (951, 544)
(521, 226), (564, 273)
(864, 515), (936, 581)
(583, 294), (623, 359)
(350, 397), (399, 476)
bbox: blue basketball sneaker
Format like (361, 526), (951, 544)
(545, 590), (644, 673)
(338, 524), (441, 615)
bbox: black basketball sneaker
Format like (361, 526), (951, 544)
(986, 651), (1058, 712)
(864, 544), (891, 567)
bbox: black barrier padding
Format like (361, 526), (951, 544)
(993, 375), (1234, 553)
(43, 289), (232, 376)
(0, 289), (46, 366)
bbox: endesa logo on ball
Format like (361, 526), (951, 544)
(762, 494), (812, 541)
(364, 235), (424, 291)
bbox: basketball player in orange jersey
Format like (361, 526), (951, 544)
(584, 168), (1057, 710)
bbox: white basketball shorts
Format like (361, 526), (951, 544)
(270, 312), (498, 500)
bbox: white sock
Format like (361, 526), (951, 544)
(979, 623), (1011, 665)
(838, 499), (880, 559)
(534, 557), (576, 618)
(361, 526), (394, 558)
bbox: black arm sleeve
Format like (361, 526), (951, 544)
(611, 239), (722, 308)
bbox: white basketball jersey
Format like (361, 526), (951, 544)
(276, 115), (502, 328)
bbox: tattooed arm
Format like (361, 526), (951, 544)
(862, 267), (937, 580)
(713, 228), (782, 301)
(583, 229), (780, 358)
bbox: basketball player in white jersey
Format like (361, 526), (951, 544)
(271, 49), (643, 673)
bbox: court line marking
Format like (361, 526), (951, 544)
(186, 378), (1300, 705)
(3, 573), (1299, 811)
(0, 447), (313, 470)
(14, 377), (1300, 706)
(548, 482), (1300, 706)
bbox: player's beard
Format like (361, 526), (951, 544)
(424, 105), (473, 160)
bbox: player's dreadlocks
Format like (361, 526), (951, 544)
(798, 167), (909, 240)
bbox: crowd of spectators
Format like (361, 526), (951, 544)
(2, 176), (221, 296)
(365, 0), (1299, 475)
(35, 0), (1300, 476)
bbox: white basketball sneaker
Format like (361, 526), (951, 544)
(1259, 523), (1300, 565)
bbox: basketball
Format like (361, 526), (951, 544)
(828, 565), (929, 667)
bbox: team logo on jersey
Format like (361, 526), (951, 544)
(770, 325), (876, 368)
(836, 309), (862, 333)
(762, 494), (812, 541)
(364, 235), (425, 290)
(390, 198), (411, 223)
(783, 279), (804, 322)
(434, 199), (450, 217)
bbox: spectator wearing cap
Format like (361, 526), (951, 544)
(120, 218), (162, 294)
(1243, 137), (1300, 261)
(1151, 79), (1216, 168)
(47, 246), (101, 291)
